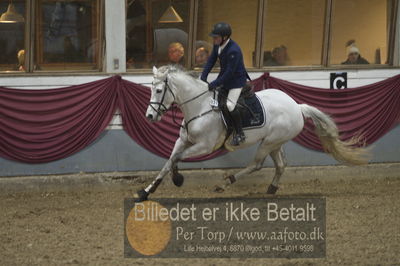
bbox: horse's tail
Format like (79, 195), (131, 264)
(300, 104), (371, 165)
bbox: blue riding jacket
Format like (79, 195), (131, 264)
(201, 39), (249, 90)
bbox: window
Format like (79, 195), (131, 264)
(0, 0), (102, 73)
(196, 0), (259, 68)
(35, 0), (101, 71)
(2, 0), (398, 73)
(125, 0), (397, 71)
(0, 0), (26, 72)
(263, 0), (326, 67)
(126, 0), (190, 69)
(329, 0), (394, 66)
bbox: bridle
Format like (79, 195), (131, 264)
(149, 75), (213, 130)
(149, 77), (176, 118)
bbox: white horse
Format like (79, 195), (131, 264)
(138, 65), (370, 201)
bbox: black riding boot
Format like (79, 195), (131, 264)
(230, 107), (245, 146)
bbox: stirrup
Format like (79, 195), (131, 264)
(231, 132), (245, 146)
(210, 98), (219, 108)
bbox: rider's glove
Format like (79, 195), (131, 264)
(208, 83), (217, 91)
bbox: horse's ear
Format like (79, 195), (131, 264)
(152, 66), (158, 75)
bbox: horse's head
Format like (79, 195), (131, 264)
(146, 66), (176, 122)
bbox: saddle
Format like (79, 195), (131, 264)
(217, 82), (266, 132)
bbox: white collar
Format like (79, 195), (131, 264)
(218, 39), (230, 55)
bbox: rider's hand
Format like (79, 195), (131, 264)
(208, 83), (217, 91)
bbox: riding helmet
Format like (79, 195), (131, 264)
(209, 22), (232, 38)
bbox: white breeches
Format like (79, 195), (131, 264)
(226, 88), (242, 112)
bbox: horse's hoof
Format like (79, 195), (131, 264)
(224, 175), (236, 184)
(135, 189), (149, 202)
(172, 173), (184, 187)
(214, 185), (225, 193)
(267, 184), (278, 195)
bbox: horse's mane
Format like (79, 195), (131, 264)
(159, 64), (202, 83)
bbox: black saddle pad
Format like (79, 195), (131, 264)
(241, 94), (265, 129)
(220, 94), (266, 130)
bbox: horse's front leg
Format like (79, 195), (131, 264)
(136, 140), (213, 201)
(136, 137), (188, 201)
(170, 137), (190, 187)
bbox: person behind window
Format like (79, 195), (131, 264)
(200, 22), (251, 146)
(264, 45), (289, 66)
(64, 36), (80, 62)
(195, 46), (209, 67)
(126, 48), (146, 69)
(168, 42), (185, 65)
(17, 49), (25, 71)
(342, 41), (369, 65)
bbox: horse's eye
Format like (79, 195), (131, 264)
(156, 89), (162, 94)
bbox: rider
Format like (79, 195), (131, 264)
(201, 22), (250, 146)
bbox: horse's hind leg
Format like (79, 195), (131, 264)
(215, 140), (274, 192)
(267, 146), (287, 194)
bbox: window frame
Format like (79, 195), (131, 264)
(126, 0), (399, 73)
(0, 0), (398, 75)
(123, 0), (198, 71)
(0, 0), (104, 74)
(33, 0), (104, 72)
(0, 0), (29, 73)
(259, 0), (399, 71)
(323, 0), (399, 69)
(186, 0), (263, 71)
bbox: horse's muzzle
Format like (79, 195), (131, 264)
(146, 113), (155, 121)
(146, 112), (161, 122)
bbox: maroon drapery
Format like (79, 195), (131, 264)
(1, 73), (399, 164)
(117, 77), (226, 161)
(0, 76), (119, 163)
(0, 75), (224, 163)
(254, 73), (400, 151)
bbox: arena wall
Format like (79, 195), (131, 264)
(1, 69), (399, 176)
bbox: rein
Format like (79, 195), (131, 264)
(177, 87), (213, 131)
(150, 76), (215, 131)
(149, 77), (176, 117)
(178, 90), (209, 107)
